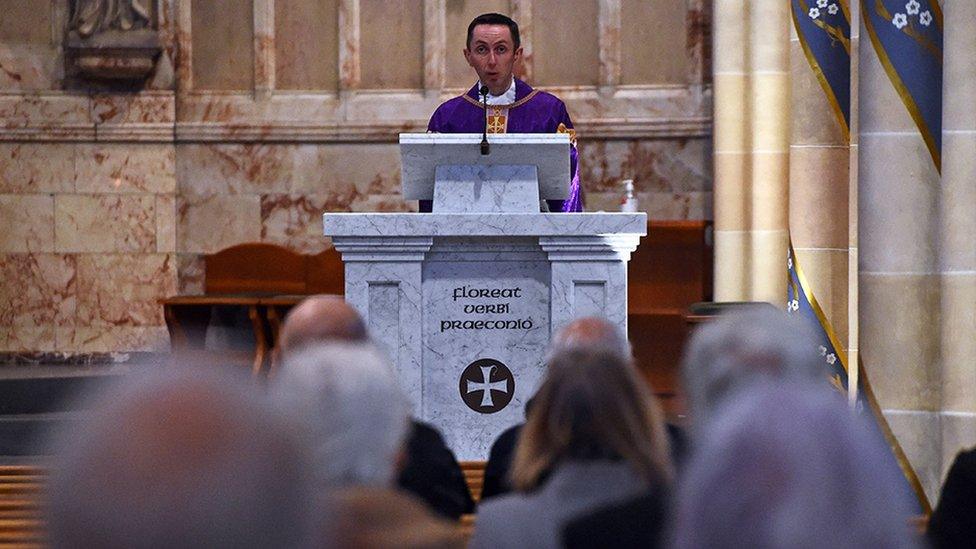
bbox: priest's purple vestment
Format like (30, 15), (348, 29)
(426, 79), (583, 213)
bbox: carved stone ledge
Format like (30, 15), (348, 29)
(66, 29), (161, 81)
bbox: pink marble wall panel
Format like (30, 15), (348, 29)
(260, 194), (338, 253)
(579, 138), (711, 193)
(75, 144), (176, 193)
(176, 253), (205, 295)
(91, 92), (176, 126)
(156, 195), (177, 252)
(75, 254), (176, 328)
(177, 194), (262, 254)
(177, 144), (291, 195)
(290, 143), (401, 195)
(0, 144), (75, 193)
(0, 44), (60, 91)
(0, 253), (76, 327)
(349, 194), (414, 213)
(0, 1), (52, 44)
(0, 194), (55, 253)
(0, 94), (91, 131)
(0, 2), (58, 92)
(190, 0), (254, 91)
(259, 193), (413, 253)
(359, 0), (424, 89)
(0, 324), (57, 353)
(620, 0), (691, 85)
(55, 195), (157, 253)
(577, 138), (712, 219)
(533, 0), (601, 86)
(64, 325), (171, 353)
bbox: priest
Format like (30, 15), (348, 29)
(426, 13), (583, 213)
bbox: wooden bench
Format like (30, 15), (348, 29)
(160, 243), (345, 375)
(0, 465), (45, 546)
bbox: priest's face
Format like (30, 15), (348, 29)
(464, 24), (522, 96)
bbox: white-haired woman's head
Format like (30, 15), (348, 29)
(273, 342), (411, 490)
(681, 307), (825, 427)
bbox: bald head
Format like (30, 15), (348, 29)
(548, 316), (631, 360)
(46, 368), (313, 548)
(278, 295), (368, 358)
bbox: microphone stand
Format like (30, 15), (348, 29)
(480, 85), (490, 155)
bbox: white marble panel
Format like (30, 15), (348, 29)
(432, 165), (539, 213)
(334, 238), (431, 416)
(542, 234), (640, 335)
(422, 244), (552, 460)
(548, 260), (630, 337)
(573, 282), (608, 317)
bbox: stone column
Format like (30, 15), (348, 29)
(788, 11), (852, 372)
(713, 0), (790, 303)
(848, 0), (860, 391)
(857, 5), (942, 500)
(938, 0), (976, 490)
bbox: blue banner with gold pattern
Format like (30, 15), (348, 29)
(788, 245), (930, 513)
(792, 0), (852, 136)
(862, 0), (943, 171)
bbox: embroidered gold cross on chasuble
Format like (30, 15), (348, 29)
(486, 107), (509, 133)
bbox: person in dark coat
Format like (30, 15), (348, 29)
(928, 446), (976, 549)
(397, 421), (475, 519)
(562, 489), (669, 549)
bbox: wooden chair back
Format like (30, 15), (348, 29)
(205, 243), (308, 295)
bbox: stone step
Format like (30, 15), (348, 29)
(0, 366), (128, 416)
(0, 413), (82, 457)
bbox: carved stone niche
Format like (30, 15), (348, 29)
(65, 0), (161, 81)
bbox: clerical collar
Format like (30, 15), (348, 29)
(478, 78), (517, 105)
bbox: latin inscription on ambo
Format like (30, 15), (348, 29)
(440, 285), (535, 332)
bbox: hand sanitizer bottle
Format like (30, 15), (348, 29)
(621, 179), (638, 212)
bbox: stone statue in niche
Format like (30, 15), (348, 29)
(71, 0), (152, 38)
(65, 0), (163, 83)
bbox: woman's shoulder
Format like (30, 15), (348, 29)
(470, 491), (552, 549)
(477, 489), (543, 521)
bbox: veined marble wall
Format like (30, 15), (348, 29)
(0, 0), (712, 354)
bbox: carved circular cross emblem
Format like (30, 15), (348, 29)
(459, 358), (515, 414)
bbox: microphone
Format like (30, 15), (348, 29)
(480, 85), (490, 155)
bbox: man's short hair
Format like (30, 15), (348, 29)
(467, 13), (520, 49)
(547, 316), (632, 362)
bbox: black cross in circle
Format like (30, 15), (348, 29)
(459, 358), (515, 414)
